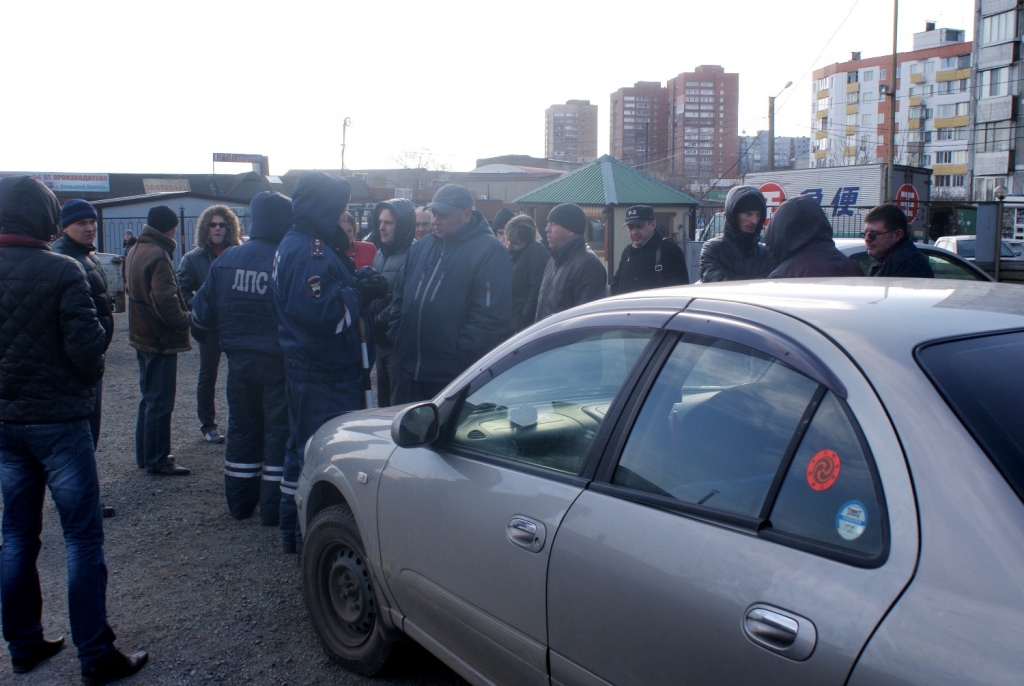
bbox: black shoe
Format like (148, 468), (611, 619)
(147, 465), (190, 476)
(282, 540), (296, 554)
(81, 649), (148, 685)
(12, 635), (64, 674)
(102, 504), (117, 518)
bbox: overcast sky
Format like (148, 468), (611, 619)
(1, 0), (972, 175)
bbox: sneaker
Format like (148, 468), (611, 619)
(202, 428), (226, 444)
(101, 504), (117, 518)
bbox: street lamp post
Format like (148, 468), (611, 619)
(768, 81), (793, 172)
(995, 184), (1007, 282)
(341, 117), (351, 173)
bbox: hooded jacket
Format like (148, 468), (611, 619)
(766, 195), (863, 279)
(126, 225), (192, 353)
(510, 239), (550, 332)
(369, 198), (416, 346)
(51, 233), (114, 350)
(388, 210), (512, 385)
(0, 176), (106, 423)
(699, 185), (773, 282)
(535, 235), (607, 322)
(178, 206), (242, 310)
(869, 235), (934, 278)
(272, 172), (364, 382)
(192, 191), (292, 357)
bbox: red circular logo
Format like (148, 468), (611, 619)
(807, 449), (841, 491)
(758, 182), (787, 224)
(896, 184), (919, 224)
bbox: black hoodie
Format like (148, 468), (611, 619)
(369, 198), (417, 346)
(699, 185), (773, 282)
(766, 194), (863, 278)
(0, 176), (106, 422)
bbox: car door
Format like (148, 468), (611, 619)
(377, 317), (665, 685)
(546, 300), (919, 686)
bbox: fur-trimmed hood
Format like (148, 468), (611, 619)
(195, 204), (242, 251)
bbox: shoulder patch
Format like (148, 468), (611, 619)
(311, 239), (325, 258)
(308, 276), (322, 298)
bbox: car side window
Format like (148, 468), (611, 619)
(450, 329), (655, 475)
(612, 335), (818, 518)
(928, 253), (982, 280)
(768, 391), (884, 556)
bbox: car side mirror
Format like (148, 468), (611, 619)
(392, 403), (439, 448)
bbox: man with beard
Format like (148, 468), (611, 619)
(699, 186), (772, 282)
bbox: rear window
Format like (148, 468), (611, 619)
(917, 331), (1024, 501)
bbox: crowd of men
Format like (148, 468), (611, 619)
(0, 172), (932, 683)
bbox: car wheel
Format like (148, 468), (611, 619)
(301, 504), (393, 675)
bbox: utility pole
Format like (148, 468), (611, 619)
(768, 81), (792, 172)
(341, 117), (351, 173)
(886, 0), (899, 201)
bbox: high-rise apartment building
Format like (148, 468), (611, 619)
(810, 24), (971, 198)
(666, 65), (740, 189)
(969, 1), (1019, 201)
(739, 132), (812, 173)
(609, 82), (669, 171)
(545, 100), (599, 165)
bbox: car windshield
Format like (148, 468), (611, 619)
(917, 331), (1024, 502)
(955, 239), (976, 258)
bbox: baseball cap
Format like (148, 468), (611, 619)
(426, 184), (473, 215)
(625, 205), (655, 226)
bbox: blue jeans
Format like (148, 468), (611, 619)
(197, 336), (222, 433)
(0, 420), (117, 671)
(135, 351), (177, 472)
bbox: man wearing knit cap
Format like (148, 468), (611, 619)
(611, 205), (689, 294)
(699, 185), (772, 282)
(52, 200), (117, 517)
(125, 205), (192, 476)
(535, 203), (607, 321)
(388, 183), (512, 403)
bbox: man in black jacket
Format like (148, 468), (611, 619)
(506, 214), (549, 332)
(52, 199), (116, 518)
(535, 203), (607, 321)
(0, 176), (147, 684)
(611, 205), (689, 294)
(699, 186), (772, 282)
(863, 203), (933, 278)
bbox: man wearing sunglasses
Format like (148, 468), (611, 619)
(862, 203), (933, 278)
(178, 206), (242, 444)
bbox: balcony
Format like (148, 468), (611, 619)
(936, 68), (970, 82)
(846, 81), (860, 93)
(816, 88), (829, 99)
(845, 125), (857, 135)
(814, 150), (828, 160)
(909, 95), (922, 107)
(815, 129), (829, 140)
(975, 150), (1011, 175)
(910, 72), (925, 84)
(846, 103), (858, 115)
(816, 109), (829, 119)
(934, 115), (969, 129)
(933, 164), (968, 175)
(908, 119), (923, 130)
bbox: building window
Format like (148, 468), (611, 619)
(880, 68), (886, 81)
(936, 103), (968, 118)
(937, 126), (967, 141)
(847, 71), (859, 84)
(863, 69), (874, 82)
(935, 150), (967, 164)
(924, 61), (934, 74)
(981, 10), (1017, 45)
(979, 67), (1009, 98)
(935, 175), (965, 187)
(976, 122), (1013, 152)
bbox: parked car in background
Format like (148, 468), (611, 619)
(934, 235), (1020, 262)
(297, 280), (1024, 686)
(835, 239), (993, 281)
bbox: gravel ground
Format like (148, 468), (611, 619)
(0, 312), (467, 685)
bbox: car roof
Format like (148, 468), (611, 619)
(587, 280), (1024, 353)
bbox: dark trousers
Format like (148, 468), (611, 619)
(281, 375), (362, 553)
(400, 379), (450, 405)
(375, 348), (407, 408)
(88, 379), (102, 449)
(197, 336), (222, 432)
(0, 419), (117, 671)
(135, 351), (177, 472)
(224, 352), (287, 526)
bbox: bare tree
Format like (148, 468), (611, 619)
(392, 149), (452, 190)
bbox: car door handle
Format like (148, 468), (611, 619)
(743, 605), (816, 661)
(506, 515), (546, 553)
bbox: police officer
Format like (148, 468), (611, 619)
(272, 172), (387, 554)
(191, 192), (292, 529)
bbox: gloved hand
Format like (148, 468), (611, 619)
(355, 274), (389, 307)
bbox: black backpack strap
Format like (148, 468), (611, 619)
(655, 237), (664, 285)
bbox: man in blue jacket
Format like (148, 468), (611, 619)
(388, 184), (513, 403)
(191, 192), (292, 531)
(272, 173), (386, 554)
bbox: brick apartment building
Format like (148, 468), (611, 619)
(609, 82), (669, 171)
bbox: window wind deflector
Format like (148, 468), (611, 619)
(670, 310), (847, 399)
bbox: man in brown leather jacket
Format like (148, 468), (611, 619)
(125, 206), (191, 476)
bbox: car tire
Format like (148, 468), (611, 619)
(301, 504), (393, 675)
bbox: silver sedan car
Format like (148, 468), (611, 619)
(296, 279), (1024, 685)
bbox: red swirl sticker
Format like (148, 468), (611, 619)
(807, 449), (841, 491)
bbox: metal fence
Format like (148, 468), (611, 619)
(99, 209), (252, 266)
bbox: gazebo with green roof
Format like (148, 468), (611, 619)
(512, 155), (700, 282)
